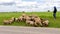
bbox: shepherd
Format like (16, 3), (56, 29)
(53, 6), (57, 20)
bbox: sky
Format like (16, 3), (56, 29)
(0, 0), (60, 12)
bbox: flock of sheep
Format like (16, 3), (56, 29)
(3, 12), (49, 27)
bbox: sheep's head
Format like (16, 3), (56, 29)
(11, 17), (15, 22)
(42, 20), (49, 27)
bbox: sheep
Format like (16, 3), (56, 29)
(3, 17), (15, 25)
(22, 13), (27, 17)
(29, 15), (43, 27)
(3, 20), (11, 25)
(17, 16), (23, 22)
(18, 15), (27, 22)
(15, 18), (18, 21)
(40, 18), (49, 27)
(18, 13), (28, 22)
(25, 16), (31, 21)
(26, 20), (34, 26)
(10, 17), (15, 22)
(22, 14), (26, 16)
(33, 16), (43, 27)
(42, 19), (49, 27)
(29, 15), (37, 21)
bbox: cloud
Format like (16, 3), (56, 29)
(0, 0), (60, 12)
(0, 0), (15, 6)
(0, 0), (14, 3)
(0, 2), (15, 6)
(15, 1), (37, 6)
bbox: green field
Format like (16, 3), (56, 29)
(0, 12), (60, 28)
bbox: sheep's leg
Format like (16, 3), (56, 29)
(34, 22), (38, 27)
(39, 22), (43, 27)
(3, 22), (7, 25)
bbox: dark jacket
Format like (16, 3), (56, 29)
(53, 6), (57, 13)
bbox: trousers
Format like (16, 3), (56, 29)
(53, 13), (56, 19)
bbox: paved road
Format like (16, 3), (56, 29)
(0, 26), (60, 34)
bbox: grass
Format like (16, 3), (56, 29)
(0, 12), (60, 28)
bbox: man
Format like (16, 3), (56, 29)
(53, 6), (57, 20)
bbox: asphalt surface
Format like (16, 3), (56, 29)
(0, 26), (60, 34)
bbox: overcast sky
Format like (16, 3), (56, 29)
(0, 0), (60, 12)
